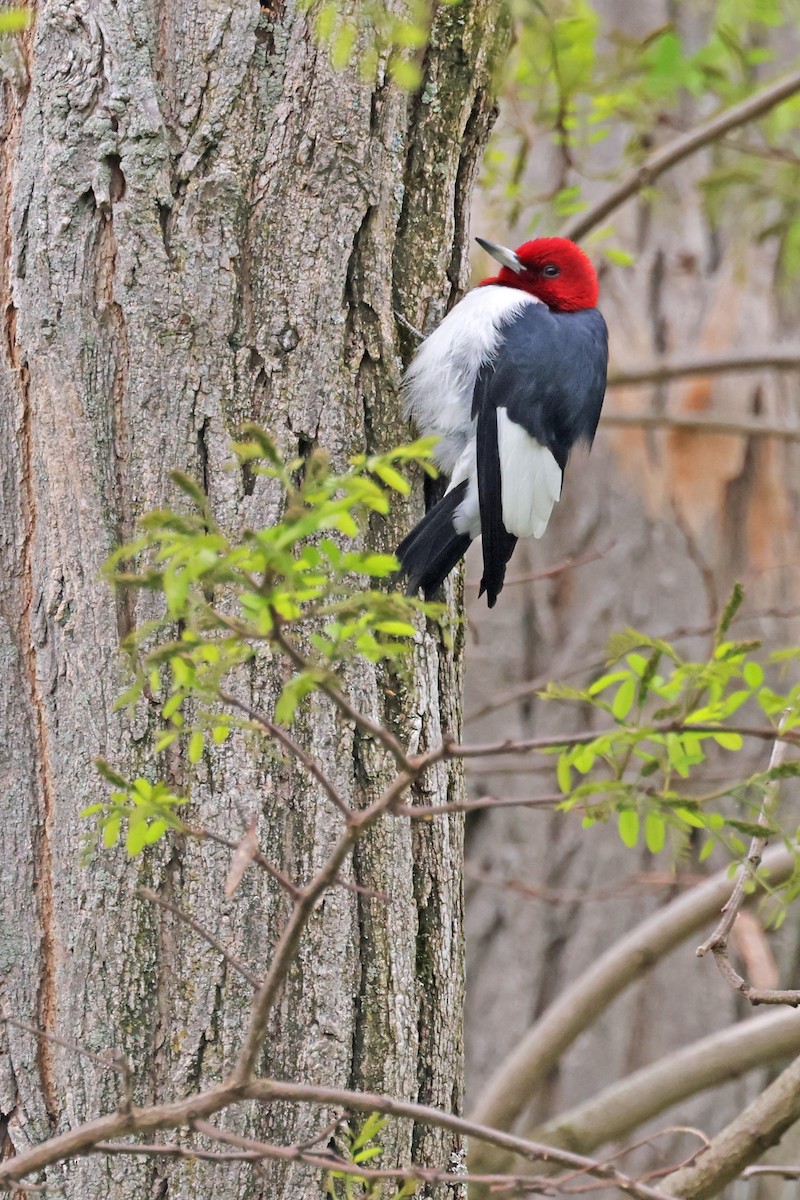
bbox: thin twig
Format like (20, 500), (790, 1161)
(464, 543), (614, 591)
(192, 1120), (568, 1192)
(219, 689), (352, 819)
(562, 67), (800, 240)
(269, 623), (413, 772)
(468, 845), (797, 1169)
(464, 866), (701, 906)
(0, 1013), (129, 1079)
(185, 823), (301, 899)
(696, 716), (800, 1005)
(239, 1084), (678, 1200)
(742, 1165), (800, 1179)
(392, 792), (564, 818)
(448, 721), (800, 761)
(137, 888), (263, 989)
(0, 1068), (707, 1200)
(662, 1051), (800, 1197)
(227, 747), (445, 1085)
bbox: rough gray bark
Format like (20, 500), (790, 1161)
(464, 1), (800, 1194)
(0, 0), (508, 1195)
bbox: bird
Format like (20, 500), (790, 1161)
(396, 235), (608, 607)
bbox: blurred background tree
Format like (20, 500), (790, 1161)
(465, 1), (800, 1194)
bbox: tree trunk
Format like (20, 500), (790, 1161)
(0, 1), (508, 1195)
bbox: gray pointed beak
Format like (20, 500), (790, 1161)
(476, 237), (524, 274)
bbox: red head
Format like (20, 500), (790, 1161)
(477, 236), (599, 312)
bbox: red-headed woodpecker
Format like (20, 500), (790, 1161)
(397, 236), (608, 607)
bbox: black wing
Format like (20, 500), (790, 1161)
(472, 304), (608, 606)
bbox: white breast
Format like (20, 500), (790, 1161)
(402, 287), (538, 475)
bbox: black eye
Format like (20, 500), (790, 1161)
(542, 264), (560, 278)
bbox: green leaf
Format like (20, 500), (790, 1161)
(587, 670), (629, 695)
(645, 812), (665, 854)
(699, 838), (716, 862)
(126, 816), (149, 856)
(188, 730), (204, 764)
(373, 620), (416, 637)
(351, 1113), (386, 1153)
(275, 672), (318, 724)
(390, 56), (423, 90)
(372, 463), (411, 494)
(618, 809), (639, 848)
(675, 806), (705, 828)
(0, 9), (30, 32)
(557, 754), (572, 794)
(103, 815), (122, 849)
(573, 744), (596, 774)
(713, 731), (744, 750)
(744, 661), (764, 688)
(162, 693), (184, 720)
(612, 677), (636, 721)
(144, 819), (169, 844)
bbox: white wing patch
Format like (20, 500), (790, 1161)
(497, 408), (562, 538)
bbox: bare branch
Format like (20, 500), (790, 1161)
(228, 747), (444, 1085)
(219, 689), (352, 818)
(0, 1013), (130, 1082)
(236, 1083), (677, 1200)
(0, 1070), (676, 1198)
(465, 542), (614, 591)
(186, 823), (301, 898)
(662, 1051), (800, 1198)
(465, 866), (704, 906)
(696, 721), (800, 1005)
(392, 792), (564, 819)
(602, 411), (800, 442)
(468, 844), (797, 1171)
(448, 722), (800, 762)
(528, 1009), (800, 1159)
(137, 888), (263, 990)
(742, 1165), (800, 1180)
(562, 68), (800, 241)
(607, 346), (800, 388)
(269, 622), (413, 772)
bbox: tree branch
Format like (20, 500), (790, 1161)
(607, 346), (800, 388)
(137, 888), (263, 990)
(662, 1051), (800, 1198)
(601, 411), (800, 442)
(0, 1072), (676, 1199)
(468, 844), (796, 1171)
(695, 722), (800, 1005)
(562, 68), (800, 241)
(528, 1009), (800, 1158)
(219, 689), (352, 818)
(447, 722), (800, 762)
(269, 622), (413, 772)
(227, 747), (444, 1086)
(186, 823), (301, 899)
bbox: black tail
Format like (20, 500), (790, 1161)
(396, 480), (471, 600)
